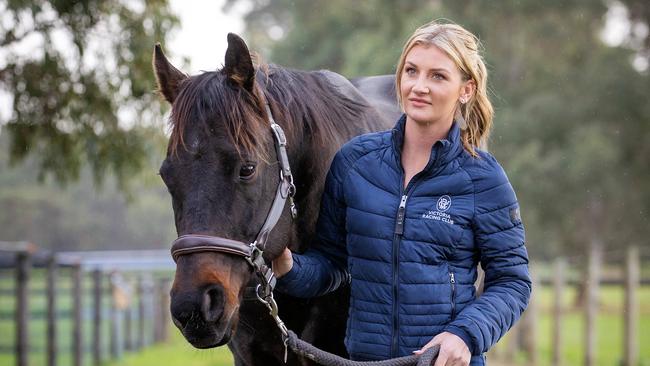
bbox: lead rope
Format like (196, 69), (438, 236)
(252, 247), (439, 366)
(287, 332), (439, 366)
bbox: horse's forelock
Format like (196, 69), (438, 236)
(168, 72), (271, 161)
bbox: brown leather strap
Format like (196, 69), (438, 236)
(170, 234), (252, 262)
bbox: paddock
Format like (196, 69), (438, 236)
(1, 241), (648, 366)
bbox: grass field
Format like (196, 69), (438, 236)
(104, 332), (234, 366)
(104, 286), (650, 366)
(0, 268), (648, 366)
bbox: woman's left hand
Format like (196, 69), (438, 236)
(413, 331), (470, 366)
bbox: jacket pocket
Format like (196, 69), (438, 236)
(449, 271), (457, 320)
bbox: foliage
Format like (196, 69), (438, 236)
(0, 132), (175, 251)
(0, 0), (178, 189)
(227, 0), (650, 259)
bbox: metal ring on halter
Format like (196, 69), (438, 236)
(255, 284), (263, 300)
(255, 284), (270, 303)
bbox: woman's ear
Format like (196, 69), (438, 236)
(460, 79), (476, 103)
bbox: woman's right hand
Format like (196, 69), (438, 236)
(272, 247), (294, 278)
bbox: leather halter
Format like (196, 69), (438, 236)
(170, 101), (297, 291)
(169, 91), (296, 359)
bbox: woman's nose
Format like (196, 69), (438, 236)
(412, 77), (429, 94)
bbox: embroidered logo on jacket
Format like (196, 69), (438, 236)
(422, 195), (454, 225)
(436, 195), (452, 212)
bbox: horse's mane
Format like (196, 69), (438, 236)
(168, 64), (370, 161)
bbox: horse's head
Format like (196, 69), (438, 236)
(153, 34), (296, 348)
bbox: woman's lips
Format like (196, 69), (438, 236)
(408, 97), (431, 107)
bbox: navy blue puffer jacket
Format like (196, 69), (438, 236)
(277, 115), (531, 365)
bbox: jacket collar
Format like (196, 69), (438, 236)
(391, 113), (464, 171)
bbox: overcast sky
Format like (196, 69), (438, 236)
(168, 0), (246, 73)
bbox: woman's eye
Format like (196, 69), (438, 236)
(239, 163), (256, 180)
(405, 67), (416, 76)
(432, 73), (445, 80)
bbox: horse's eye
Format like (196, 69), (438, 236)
(239, 163), (256, 180)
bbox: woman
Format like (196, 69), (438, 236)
(273, 20), (531, 366)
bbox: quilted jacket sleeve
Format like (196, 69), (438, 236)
(275, 149), (350, 298)
(443, 155), (531, 355)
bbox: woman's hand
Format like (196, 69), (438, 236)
(413, 332), (470, 366)
(272, 247), (293, 278)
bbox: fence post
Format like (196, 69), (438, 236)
(137, 275), (146, 350)
(154, 278), (171, 343)
(504, 321), (520, 362)
(124, 297), (133, 352)
(15, 249), (31, 366)
(46, 254), (58, 366)
(92, 269), (103, 366)
(110, 271), (125, 360)
(153, 278), (161, 343)
(145, 274), (155, 347)
(160, 278), (172, 342)
(552, 257), (566, 366)
(71, 263), (83, 366)
(584, 243), (601, 366)
(623, 246), (639, 366)
(522, 266), (538, 365)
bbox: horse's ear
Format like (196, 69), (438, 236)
(153, 43), (188, 104)
(223, 33), (255, 92)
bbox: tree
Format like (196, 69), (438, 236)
(0, 0), (178, 189)
(0, 132), (176, 251)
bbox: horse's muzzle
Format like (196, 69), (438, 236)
(171, 285), (231, 348)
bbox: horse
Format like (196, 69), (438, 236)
(153, 33), (399, 365)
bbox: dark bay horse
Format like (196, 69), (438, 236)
(153, 33), (398, 365)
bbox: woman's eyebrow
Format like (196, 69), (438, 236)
(405, 61), (450, 74)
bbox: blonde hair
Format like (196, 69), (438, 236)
(395, 20), (493, 156)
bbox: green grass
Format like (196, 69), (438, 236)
(103, 332), (233, 366)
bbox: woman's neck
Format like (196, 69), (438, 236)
(400, 116), (453, 187)
(403, 116), (453, 154)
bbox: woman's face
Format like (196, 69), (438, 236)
(400, 44), (473, 127)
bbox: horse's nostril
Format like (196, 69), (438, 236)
(202, 285), (225, 322)
(170, 292), (201, 330)
(173, 310), (192, 329)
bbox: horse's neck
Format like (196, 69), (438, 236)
(275, 68), (389, 250)
(285, 137), (332, 251)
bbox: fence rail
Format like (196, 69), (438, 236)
(489, 245), (645, 366)
(0, 243), (174, 366)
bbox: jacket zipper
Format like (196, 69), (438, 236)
(390, 194), (407, 357)
(390, 177), (420, 357)
(394, 195), (408, 235)
(390, 145), (439, 357)
(449, 271), (456, 319)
